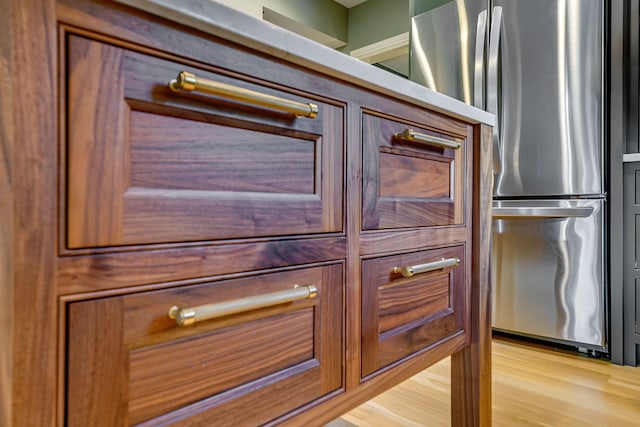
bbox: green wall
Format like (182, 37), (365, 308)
(216, 0), (416, 57)
(345, 0), (410, 52)
(213, 0), (348, 43)
(274, 0), (348, 43)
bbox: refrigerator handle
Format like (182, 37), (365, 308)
(492, 206), (595, 219)
(487, 6), (503, 174)
(473, 9), (488, 108)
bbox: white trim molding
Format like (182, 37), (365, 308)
(263, 7), (347, 49)
(349, 32), (409, 64)
(334, 0), (368, 8)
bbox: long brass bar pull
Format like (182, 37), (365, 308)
(169, 71), (318, 118)
(393, 257), (460, 278)
(393, 129), (460, 150)
(168, 285), (318, 327)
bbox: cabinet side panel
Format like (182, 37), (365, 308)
(451, 123), (493, 426)
(6, 0), (58, 426)
(0, 0), (14, 424)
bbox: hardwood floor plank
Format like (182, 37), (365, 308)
(331, 337), (640, 426)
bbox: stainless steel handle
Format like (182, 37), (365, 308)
(168, 285), (318, 326)
(169, 71), (319, 118)
(393, 257), (461, 278)
(492, 206), (594, 219)
(487, 7), (503, 173)
(394, 129), (460, 150)
(473, 10), (488, 108)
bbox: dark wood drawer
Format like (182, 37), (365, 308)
(66, 264), (343, 426)
(362, 112), (467, 230)
(65, 34), (343, 248)
(361, 246), (467, 377)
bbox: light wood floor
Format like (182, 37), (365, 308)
(329, 337), (640, 426)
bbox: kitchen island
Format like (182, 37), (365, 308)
(0, 0), (494, 425)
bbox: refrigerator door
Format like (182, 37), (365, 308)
(492, 199), (605, 348)
(409, 0), (489, 107)
(492, 0), (603, 197)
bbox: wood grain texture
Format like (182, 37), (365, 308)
(67, 298), (127, 427)
(65, 35), (344, 248)
(337, 337), (640, 426)
(128, 309), (315, 423)
(361, 246), (466, 377)
(362, 112), (466, 230)
(2, 1), (59, 426)
(344, 101), (363, 391)
(66, 264), (343, 425)
(450, 124), (493, 426)
(379, 152), (450, 198)
(0, 1), (493, 425)
(359, 227), (468, 256)
(150, 362), (324, 427)
(67, 34), (126, 247)
(57, 237), (346, 294)
(129, 111), (316, 194)
(378, 275), (450, 333)
(0, 1), (13, 424)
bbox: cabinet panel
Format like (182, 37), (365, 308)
(362, 112), (467, 230)
(379, 152), (451, 198)
(623, 162), (640, 363)
(636, 279), (640, 335)
(66, 35), (343, 248)
(128, 309), (314, 424)
(361, 246), (466, 377)
(129, 112), (315, 194)
(66, 264), (343, 426)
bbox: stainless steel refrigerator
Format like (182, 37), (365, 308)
(410, 0), (606, 351)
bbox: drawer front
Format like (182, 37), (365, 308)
(361, 246), (466, 377)
(65, 35), (343, 248)
(66, 264), (343, 426)
(362, 112), (467, 230)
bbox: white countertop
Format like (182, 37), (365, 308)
(114, 0), (494, 126)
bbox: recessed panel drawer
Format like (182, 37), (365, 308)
(361, 246), (466, 377)
(65, 35), (343, 248)
(66, 264), (343, 426)
(362, 112), (467, 230)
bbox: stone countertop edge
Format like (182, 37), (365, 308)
(113, 0), (495, 127)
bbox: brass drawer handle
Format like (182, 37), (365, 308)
(169, 71), (318, 118)
(393, 129), (461, 150)
(168, 285), (318, 327)
(393, 257), (460, 278)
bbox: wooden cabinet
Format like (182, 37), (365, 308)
(362, 111), (468, 230)
(361, 246), (467, 377)
(61, 20), (346, 425)
(359, 102), (473, 380)
(66, 35), (343, 248)
(0, 1), (492, 426)
(67, 265), (342, 426)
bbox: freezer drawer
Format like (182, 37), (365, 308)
(491, 199), (605, 348)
